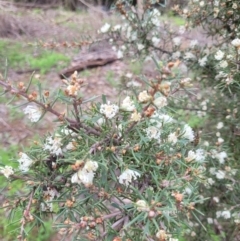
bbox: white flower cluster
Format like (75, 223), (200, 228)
(71, 160), (98, 187)
(135, 200), (150, 212)
(41, 187), (59, 212)
(44, 135), (63, 156)
(145, 126), (161, 141)
(153, 96), (167, 109)
(138, 90), (152, 103)
(100, 102), (119, 119)
(18, 152), (33, 172)
(150, 112), (173, 128)
(121, 96), (135, 111)
(0, 165), (14, 178)
(23, 105), (42, 122)
(216, 210), (231, 219)
(182, 124), (195, 142)
(118, 169), (141, 186)
(185, 149), (206, 163)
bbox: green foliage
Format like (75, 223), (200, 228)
(0, 40), (70, 74)
(0, 148), (54, 241)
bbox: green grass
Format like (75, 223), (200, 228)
(0, 39), (70, 74)
(128, 60), (143, 75)
(160, 11), (186, 26)
(106, 70), (118, 87)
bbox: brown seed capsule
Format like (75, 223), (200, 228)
(96, 217), (103, 224)
(113, 237), (122, 241)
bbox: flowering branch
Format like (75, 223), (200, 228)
(0, 79), (101, 136)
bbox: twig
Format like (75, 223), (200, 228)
(102, 211), (122, 220)
(20, 190), (34, 241)
(102, 217), (125, 237)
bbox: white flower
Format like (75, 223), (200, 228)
(172, 51), (181, 59)
(215, 71), (227, 80)
(117, 49), (123, 59)
(125, 73), (133, 79)
(184, 187), (192, 195)
(100, 23), (111, 33)
(227, 54), (233, 60)
(214, 0), (219, 6)
(66, 141), (76, 151)
(213, 196), (219, 203)
(71, 159), (98, 186)
(121, 45), (126, 51)
(100, 102), (119, 119)
(219, 60), (228, 68)
(195, 149), (206, 162)
(207, 178), (215, 185)
(216, 211), (222, 218)
(231, 38), (240, 47)
(138, 90), (152, 103)
(150, 112), (173, 129)
(185, 150), (196, 162)
(209, 167), (216, 175)
(218, 137), (224, 144)
(180, 77), (192, 87)
(112, 24), (121, 31)
(153, 96), (167, 108)
(126, 80), (142, 88)
(190, 40), (198, 48)
(41, 187), (59, 212)
(18, 153), (33, 172)
(60, 127), (77, 137)
(150, 9), (161, 26)
(72, 169), (95, 186)
(221, 210), (231, 219)
(215, 50), (224, 60)
(184, 52), (196, 60)
(215, 151), (227, 164)
(97, 117), (105, 126)
(0, 166), (14, 178)
(44, 136), (63, 156)
(118, 169), (141, 186)
(182, 124), (194, 142)
(216, 122), (224, 129)
(169, 239), (178, 241)
(150, 112), (172, 128)
(84, 160), (98, 172)
(207, 218), (214, 224)
(145, 126), (161, 140)
(199, 1), (205, 7)
(168, 132), (178, 144)
(135, 200), (150, 212)
(137, 43), (145, 51)
(215, 170), (225, 179)
(198, 56), (208, 67)
(130, 111), (141, 122)
(173, 37), (182, 46)
(121, 96), (135, 111)
(156, 114), (173, 123)
(179, 26), (186, 34)
(232, 3), (238, 9)
(152, 36), (160, 47)
(23, 105), (42, 122)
